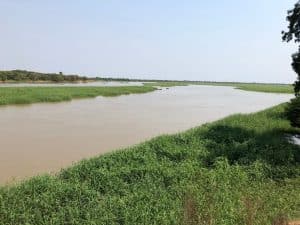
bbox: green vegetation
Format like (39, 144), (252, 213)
(0, 81), (293, 107)
(286, 97), (300, 128)
(0, 70), (293, 94)
(145, 81), (294, 93)
(0, 80), (293, 107)
(0, 70), (89, 82)
(0, 86), (157, 106)
(282, 1), (300, 96)
(0, 104), (299, 224)
(233, 83), (293, 94)
(282, 1), (300, 129)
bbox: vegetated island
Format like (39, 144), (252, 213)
(0, 70), (294, 106)
(0, 86), (157, 106)
(0, 104), (299, 224)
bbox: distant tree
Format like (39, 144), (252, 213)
(51, 74), (64, 82)
(283, 1), (300, 127)
(0, 73), (7, 82)
(28, 73), (39, 81)
(0, 69), (88, 82)
(65, 75), (78, 82)
(14, 72), (24, 81)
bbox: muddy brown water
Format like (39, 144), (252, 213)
(0, 85), (292, 184)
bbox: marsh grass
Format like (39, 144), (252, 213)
(0, 86), (157, 106)
(0, 104), (299, 224)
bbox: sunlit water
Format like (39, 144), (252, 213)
(0, 85), (292, 184)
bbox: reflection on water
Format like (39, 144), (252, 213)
(0, 85), (292, 184)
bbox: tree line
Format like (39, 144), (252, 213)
(0, 70), (88, 82)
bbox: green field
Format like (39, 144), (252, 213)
(0, 86), (157, 106)
(0, 104), (299, 224)
(202, 82), (294, 94)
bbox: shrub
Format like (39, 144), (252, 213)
(286, 97), (300, 128)
(0, 74), (7, 81)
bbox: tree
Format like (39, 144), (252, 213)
(286, 97), (300, 127)
(283, 1), (300, 127)
(28, 73), (39, 81)
(51, 74), (64, 82)
(282, 0), (300, 96)
(0, 73), (7, 82)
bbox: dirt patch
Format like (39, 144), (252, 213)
(289, 221), (300, 225)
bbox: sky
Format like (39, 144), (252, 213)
(0, 0), (298, 83)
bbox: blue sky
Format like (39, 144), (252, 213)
(0, 0), (297, 83)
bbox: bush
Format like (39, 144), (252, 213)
(286, 97), (300, 128)
(0, 74), (7, 81)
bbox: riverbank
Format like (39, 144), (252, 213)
(0, 86), (157, 106)
(144, 81), (294, 94)
(0, 104), (299, 224)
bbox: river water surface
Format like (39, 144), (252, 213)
(0, 85), (292, 184)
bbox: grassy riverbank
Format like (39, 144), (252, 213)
(145, 81), (294, 94)
(0, 104), (299, 224)
(0, 86), (157, 106)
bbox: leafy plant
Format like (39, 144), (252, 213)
(286, 97), (300, 127)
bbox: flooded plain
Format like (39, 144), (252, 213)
(0, 85), (292, 184)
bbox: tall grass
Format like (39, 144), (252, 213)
(0, 86), (157, 106)
(0, 104), (299, 224)
(234, 83), (293, 94)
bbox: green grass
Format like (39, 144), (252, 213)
(0, 86), (157, 106)
(145, 81), (294, 94)
(0, 104), (299, 224)
(224, 83), (293, 94)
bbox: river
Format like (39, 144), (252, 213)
(0, 85), (292, 184)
